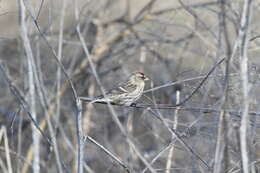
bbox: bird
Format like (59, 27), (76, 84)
(88, 72), (149, 106)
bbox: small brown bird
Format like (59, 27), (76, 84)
(92, 72), (149, 106)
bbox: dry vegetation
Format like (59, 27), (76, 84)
(0, 0), (260, 172)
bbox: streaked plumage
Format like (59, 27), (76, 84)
(92, 72), (149, 106)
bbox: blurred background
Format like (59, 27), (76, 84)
(0, 0), (260, 172)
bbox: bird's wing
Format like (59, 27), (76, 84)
(107, 85), (129, 95)
(94, 85), (129, 100)
(118, 81), (137, 93)
(104, 81), (137, 95)
(94, 80), (138, 100)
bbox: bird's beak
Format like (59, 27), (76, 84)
(144, 76), (149, 81)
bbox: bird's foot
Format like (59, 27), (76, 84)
(130, 103), (137, 107)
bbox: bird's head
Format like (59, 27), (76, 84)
(130, 72), (149, 84)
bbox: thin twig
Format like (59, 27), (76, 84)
(19, 0), (40, 171)
(239, 0), (253, 173)
(165, 89), (181, 173)
(147, 109), (212, 171)
(0, 64), (52, 147)
(22, 0), (78, 100)
(213, 1), (231, 172)
(177, 0), (217, 39)
(84, 136), (131, 173)
(175, 57), (225, 106)
(0, 127), (13, 173)
(141, 141), (174, 173)
(79, 96), (260, 117)
(75, 99), (83, 173)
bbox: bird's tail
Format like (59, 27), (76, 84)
(78, 96), (94, 102)
(79, 96), (109, 104)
